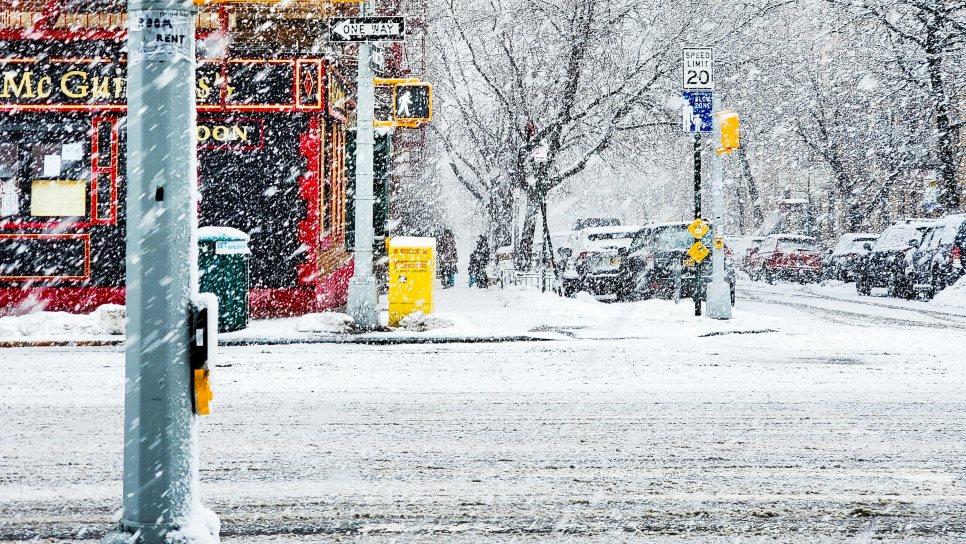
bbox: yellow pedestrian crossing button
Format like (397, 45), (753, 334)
(714, 237), (724, 250)
(688, 241), (710, 263)
(688, 218), (710, 239)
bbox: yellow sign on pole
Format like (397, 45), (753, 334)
(688, 241), (710, 263)
(388, 236), (436, 327)
(688, 218), (710, 239)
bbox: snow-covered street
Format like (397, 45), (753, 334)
(2, 284), (965, 542)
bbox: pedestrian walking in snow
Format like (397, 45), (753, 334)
(438, 228), (458, 288)
(468, 235), (490, 288)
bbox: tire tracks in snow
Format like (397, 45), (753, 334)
(739, 282), (966, 330)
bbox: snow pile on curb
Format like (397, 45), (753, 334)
(0, 305), (126, 338)
(398, 311), (455, 332)
(497, 286), (612, 325)
(934, 276), (966, 308)
(296, 312), (355, 334)
(166, 505), (221, 544)
(95, 304), (126, 335)
(489, 284), (785, 338)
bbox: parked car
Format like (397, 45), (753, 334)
(561, 225), (640, 297)
(824, 233), (878, 281)
(911, 214), (966, 299)
(572, 218), (621, 231)
(855, 219), (934, 297)
(740, 236), (765, 273)
(615, 222), (735, 303)
(531, 230), (575, 270)
(748, 234), (822, 284)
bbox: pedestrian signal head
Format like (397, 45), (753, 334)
(394, 83), (433, 124)
(717, 111), (739, 153)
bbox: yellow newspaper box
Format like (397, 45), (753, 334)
(388, 236), (436, 327)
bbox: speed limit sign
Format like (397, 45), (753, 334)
(682, 47), (714, 90)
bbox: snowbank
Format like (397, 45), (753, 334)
(0, 304), (125, 339)
(487, 285), (781, 339)
(934, 276), (966, 308)
(296, 312), (355, 334)
(398, 311), (455, 331)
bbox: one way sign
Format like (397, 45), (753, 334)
(329, 17), (405, 42)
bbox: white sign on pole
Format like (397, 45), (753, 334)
(682, 104), (695, 133)
(129, 9), (193, 62)
(532, 143), (549, 163)
(329, 17), (406, 42)
(682, 47), (714, 90)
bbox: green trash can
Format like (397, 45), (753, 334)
(197, 226), (250, 332)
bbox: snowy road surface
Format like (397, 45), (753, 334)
(2, 284), (965, 542)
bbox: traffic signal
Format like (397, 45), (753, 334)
(717, 111), (739, 153)
(394, 83), (432, 123)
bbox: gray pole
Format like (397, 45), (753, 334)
(707, 95), (732, 319)
(105, 1), (218, 542)
(346, 0), (380, 329)
(692, 133), (702, 317)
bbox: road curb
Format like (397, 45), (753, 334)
(0, 335), (557, 348)
(0, 339), (122, 348)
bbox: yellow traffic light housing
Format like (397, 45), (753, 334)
(393, 82), (432, 124)
(717, 111), (739, 154)
(373, 78), (433, 128)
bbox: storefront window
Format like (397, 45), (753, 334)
(0, 143), (20, 217)
(28, 139), (89, 218)
(0, 126), (91, 222)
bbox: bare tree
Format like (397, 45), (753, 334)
(431, 0), (687, 267)
(829, 0), (965, 213)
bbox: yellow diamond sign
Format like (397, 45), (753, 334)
(688, 218), (710, 239)
(688, 241), (710, 263)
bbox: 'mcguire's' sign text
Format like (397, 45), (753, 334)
(0, 59), (325, 112)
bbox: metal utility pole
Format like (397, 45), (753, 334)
(346, 0), (380, 329)
(682, 46), (714, 318)
(105, 1), (217, 542)
(692, 133), (703, 317)
(707, 95), (732, 319)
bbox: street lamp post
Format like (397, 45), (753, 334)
(346, 0), (380, 329)
(103, 1), (218, 542)
(707, 95), (732, 319)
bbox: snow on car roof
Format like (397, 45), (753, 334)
(581, 225), (641, 235)
(937, 214), (966, 227)
(645, 221), (690, 229)
(893, 218), (937, 228)
(765, 234), (815, 241)
(840, 233), (878, 241)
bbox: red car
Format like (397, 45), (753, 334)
(740, 236), (766, 273)
(750, 235), (822, 284)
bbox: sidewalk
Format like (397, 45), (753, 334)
(0, 284), (782, 347)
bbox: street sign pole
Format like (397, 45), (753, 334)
(683, 46), (713, 318)
(707, 95), (732, 319)
(347, 0), (380, 329)
(105, 1), (218, 543)
(692, 133), (702, 317)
